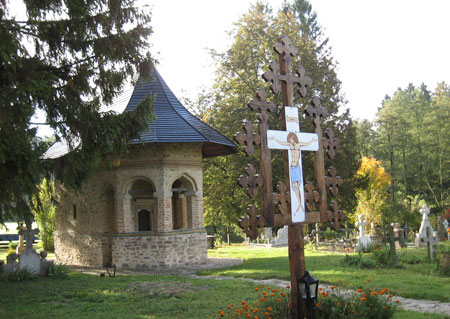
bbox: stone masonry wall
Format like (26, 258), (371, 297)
(112, 229), (207, 269)
(55, 143), (207, 268)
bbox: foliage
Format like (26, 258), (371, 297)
(32, 178), (55, 251)
(353, 157), (391, 225)
(435, 243), (450, 277)
(48, 262), (70, 279)
(6, 248), (17, 256)
(8, 241), (18, 250)
(199, 0), (358, 234)
(322, 227), (342, 240)
(357, 83), (450, 220)
(0, 0), (154, 225)
(213, 285), (290, 318)
(316, 281), (397, 319)
(3, 266), (36, 282)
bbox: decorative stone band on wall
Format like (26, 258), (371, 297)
(111, 229), (207, 269)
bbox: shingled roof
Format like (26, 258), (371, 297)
(127, 67), (236, 157)
(43, 67), (236, 159)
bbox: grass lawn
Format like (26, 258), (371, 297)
(201, 244), (450, 302)
(0, 272), (449, 319)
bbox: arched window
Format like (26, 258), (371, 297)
(138, 209), (152, 231)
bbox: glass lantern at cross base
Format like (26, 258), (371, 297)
(299, 270), (319, 319)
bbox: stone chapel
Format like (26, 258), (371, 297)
(45, 67), (235, 269)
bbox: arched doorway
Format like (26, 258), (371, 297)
(129, 179), (156, 232)
(171, 176), (195, 230)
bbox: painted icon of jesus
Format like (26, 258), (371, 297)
(269, 132), (317, 213)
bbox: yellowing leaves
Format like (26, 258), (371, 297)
(355, 157), (392, 226)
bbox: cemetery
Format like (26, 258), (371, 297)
(1, 1), (449, 319)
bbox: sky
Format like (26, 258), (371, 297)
(147, 0), (450, 120)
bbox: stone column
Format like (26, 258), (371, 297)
(187, 191), (203, 229)
(179, 193), (188, 229)
(154, 190), (173, 232)
(116, 193), (132, 233)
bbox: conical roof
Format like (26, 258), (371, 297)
(127, 67), (236, 157)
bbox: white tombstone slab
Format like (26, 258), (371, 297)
(267, 106), (318, 223)
(355, 214), (372, 252)
(271, 226), (289, 247)
(18, 228), (41, 274)
(415, 204), (438, 248)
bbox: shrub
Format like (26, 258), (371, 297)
(8, 242), (18, 250)
(322, 227), (342, 240)
(316, 281), (397, 319)
(341, 253), (377, 269)
(435, 244), (450, 277)
(48, 263), (70, 279)
(3, 267), (36, 282)
(6, 248), (17, 256)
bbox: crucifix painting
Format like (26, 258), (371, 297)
(267, 106), (318, 222)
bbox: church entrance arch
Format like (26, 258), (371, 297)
(128, 179), (156, 232)
(171, 176), (196, 230)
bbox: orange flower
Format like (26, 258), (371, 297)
(316, 302), (321, 307)
(396, 300), (400, 303)
(388, 294), (393, 298)
(276, 298), (281, 302)
(337, 302), (341, 306)
(357, 289), (363, 293)
(362, 294), (367, 297)
(270, 293), (275, 297)
(247, 314), (251, 318)
(260, 298), (265, 302)
(372, 292), (378, 296)
(382, 306), (386, 310)
(264, 312), (269, 317)
(362, 281), (366, 284)
(286, 285), (291, 289)
(281, 293), (286, 297)
(260, 285), (264, 289)
(331, 286), (337, 290)
(319, 288), (323, 291)
(267, 307), (272, 312)
(242, 301), (246, 305)
(254, 316), (259, 319)
(361, 297), (367, 301)
(255, 288), (259, 292)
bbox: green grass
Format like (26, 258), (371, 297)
(201, 244), (450, 302)
(0, 272), (447, 319)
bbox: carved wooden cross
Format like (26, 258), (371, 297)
(234, 121), (260, 157)
(238, 164), (263, 198)
(238, 204), (265, 240)
(267, 107), (318, 222)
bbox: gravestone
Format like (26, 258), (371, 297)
(271, 226), (289, 247)
(5, 253), (19, 273)
(392, 223), (406, 248)
(16, 223), (27, 254)
(18, 228), (41, 274)
(355, 214), (372, 252)
(415, 204), (438, 248)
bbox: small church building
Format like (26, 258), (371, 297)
(45, 67), (235, 269)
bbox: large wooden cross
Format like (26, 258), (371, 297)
(235, 35), (345, 319)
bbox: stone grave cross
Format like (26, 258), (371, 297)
(356, 214), (368, 237)
(267, 107), (318, 222)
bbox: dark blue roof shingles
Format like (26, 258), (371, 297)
(126, 68), (235, 157)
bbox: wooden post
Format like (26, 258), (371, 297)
(277, 37), (306, 319)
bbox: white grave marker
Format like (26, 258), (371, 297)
(267, 106), (318, 222)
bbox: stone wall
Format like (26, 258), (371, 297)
(54, 143), (208, 268)
(112, 229), (207, 269)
